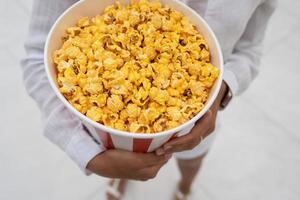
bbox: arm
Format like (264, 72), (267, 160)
(21, 0), (104, 173)
(188, 0), (277, 95)
(21, 0), (170, 179)
(156, 0), (277, 154)
(222, 0), (278, 95)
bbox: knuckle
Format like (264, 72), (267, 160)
(187, 144), (195, 150)
(194, 138), (200, 145)
(137, 172), (151, 181)
(187, 140), (198, 150)
(148, 171), (157, 179)
(141, 171), (154, 180)
(190, 142), (198, 149)
(209, 124), (216, 133)
(139, 177), (149, 181)
(145, 171), (152, 178)
(206, 115), (214, 123)
(186, 138), (196, 146)
(147, 169), (159, 179)
(211, 124), (216, 131)
(161, 160), (168, 165)
(207, 110), (213, 118)
(149, 173), (156, 179)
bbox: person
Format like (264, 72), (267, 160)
(21, 0), (277, 199)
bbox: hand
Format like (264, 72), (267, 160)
(87, 149), (172, 181)
(155, 81), (229, 155)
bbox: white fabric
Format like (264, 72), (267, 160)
(106, 179), (122, 199)
(21, 0), (276, 173)
(174, 116), (220, 159)
(175, 190), (190, 200)
(174, 130), (216, 160)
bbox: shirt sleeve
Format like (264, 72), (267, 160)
(222, 0), (277, 95)
(20, 0), (105, 174)
(187, 0), (277, 95)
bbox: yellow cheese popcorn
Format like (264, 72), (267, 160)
(86, 106), (103, 122)
(129, 122), (151, 133)
(166, 107), (182, 121)
(126, 103), (141, 118)
(107, 94), (124, 113)
(54, 0), (219, 133)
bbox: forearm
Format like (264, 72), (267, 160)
(21, 0), (105, 173)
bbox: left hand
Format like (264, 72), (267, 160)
(155, 81), (229, 156)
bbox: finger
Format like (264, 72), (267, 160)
(173, 110), (212, 146)
(192, 110), (213, 132)
(156, 132), (194, 155)
(155, 144), (176, 156)
(160, 111), (213, 153)
(136, 152), (171, 167)
(137, 162), (167, 181)
(137, 166), (159, 181)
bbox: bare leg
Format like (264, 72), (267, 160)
(176, 153), (207, 196)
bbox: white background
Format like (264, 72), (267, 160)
(0, 0), (299, 199)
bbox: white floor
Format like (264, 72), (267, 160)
(1, 0), (300, 200)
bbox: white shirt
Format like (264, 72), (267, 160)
(21, 0), (277, 173)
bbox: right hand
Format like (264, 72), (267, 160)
(86, 149), (172, 181)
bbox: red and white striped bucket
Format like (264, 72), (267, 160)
(45, 0), (224, 152)
(83, 122), (195, 153)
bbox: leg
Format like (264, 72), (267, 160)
(174, 124), (218, 199)
(106, 179), (128, 200)
(176, 153), (207, 195)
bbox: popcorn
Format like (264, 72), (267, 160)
(54, 0), (219, 133)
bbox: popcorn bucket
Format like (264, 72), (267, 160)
(44, 0), (224, 153)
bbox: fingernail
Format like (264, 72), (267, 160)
(156, 149), (165, 156)
(165, 154), (173, 159)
